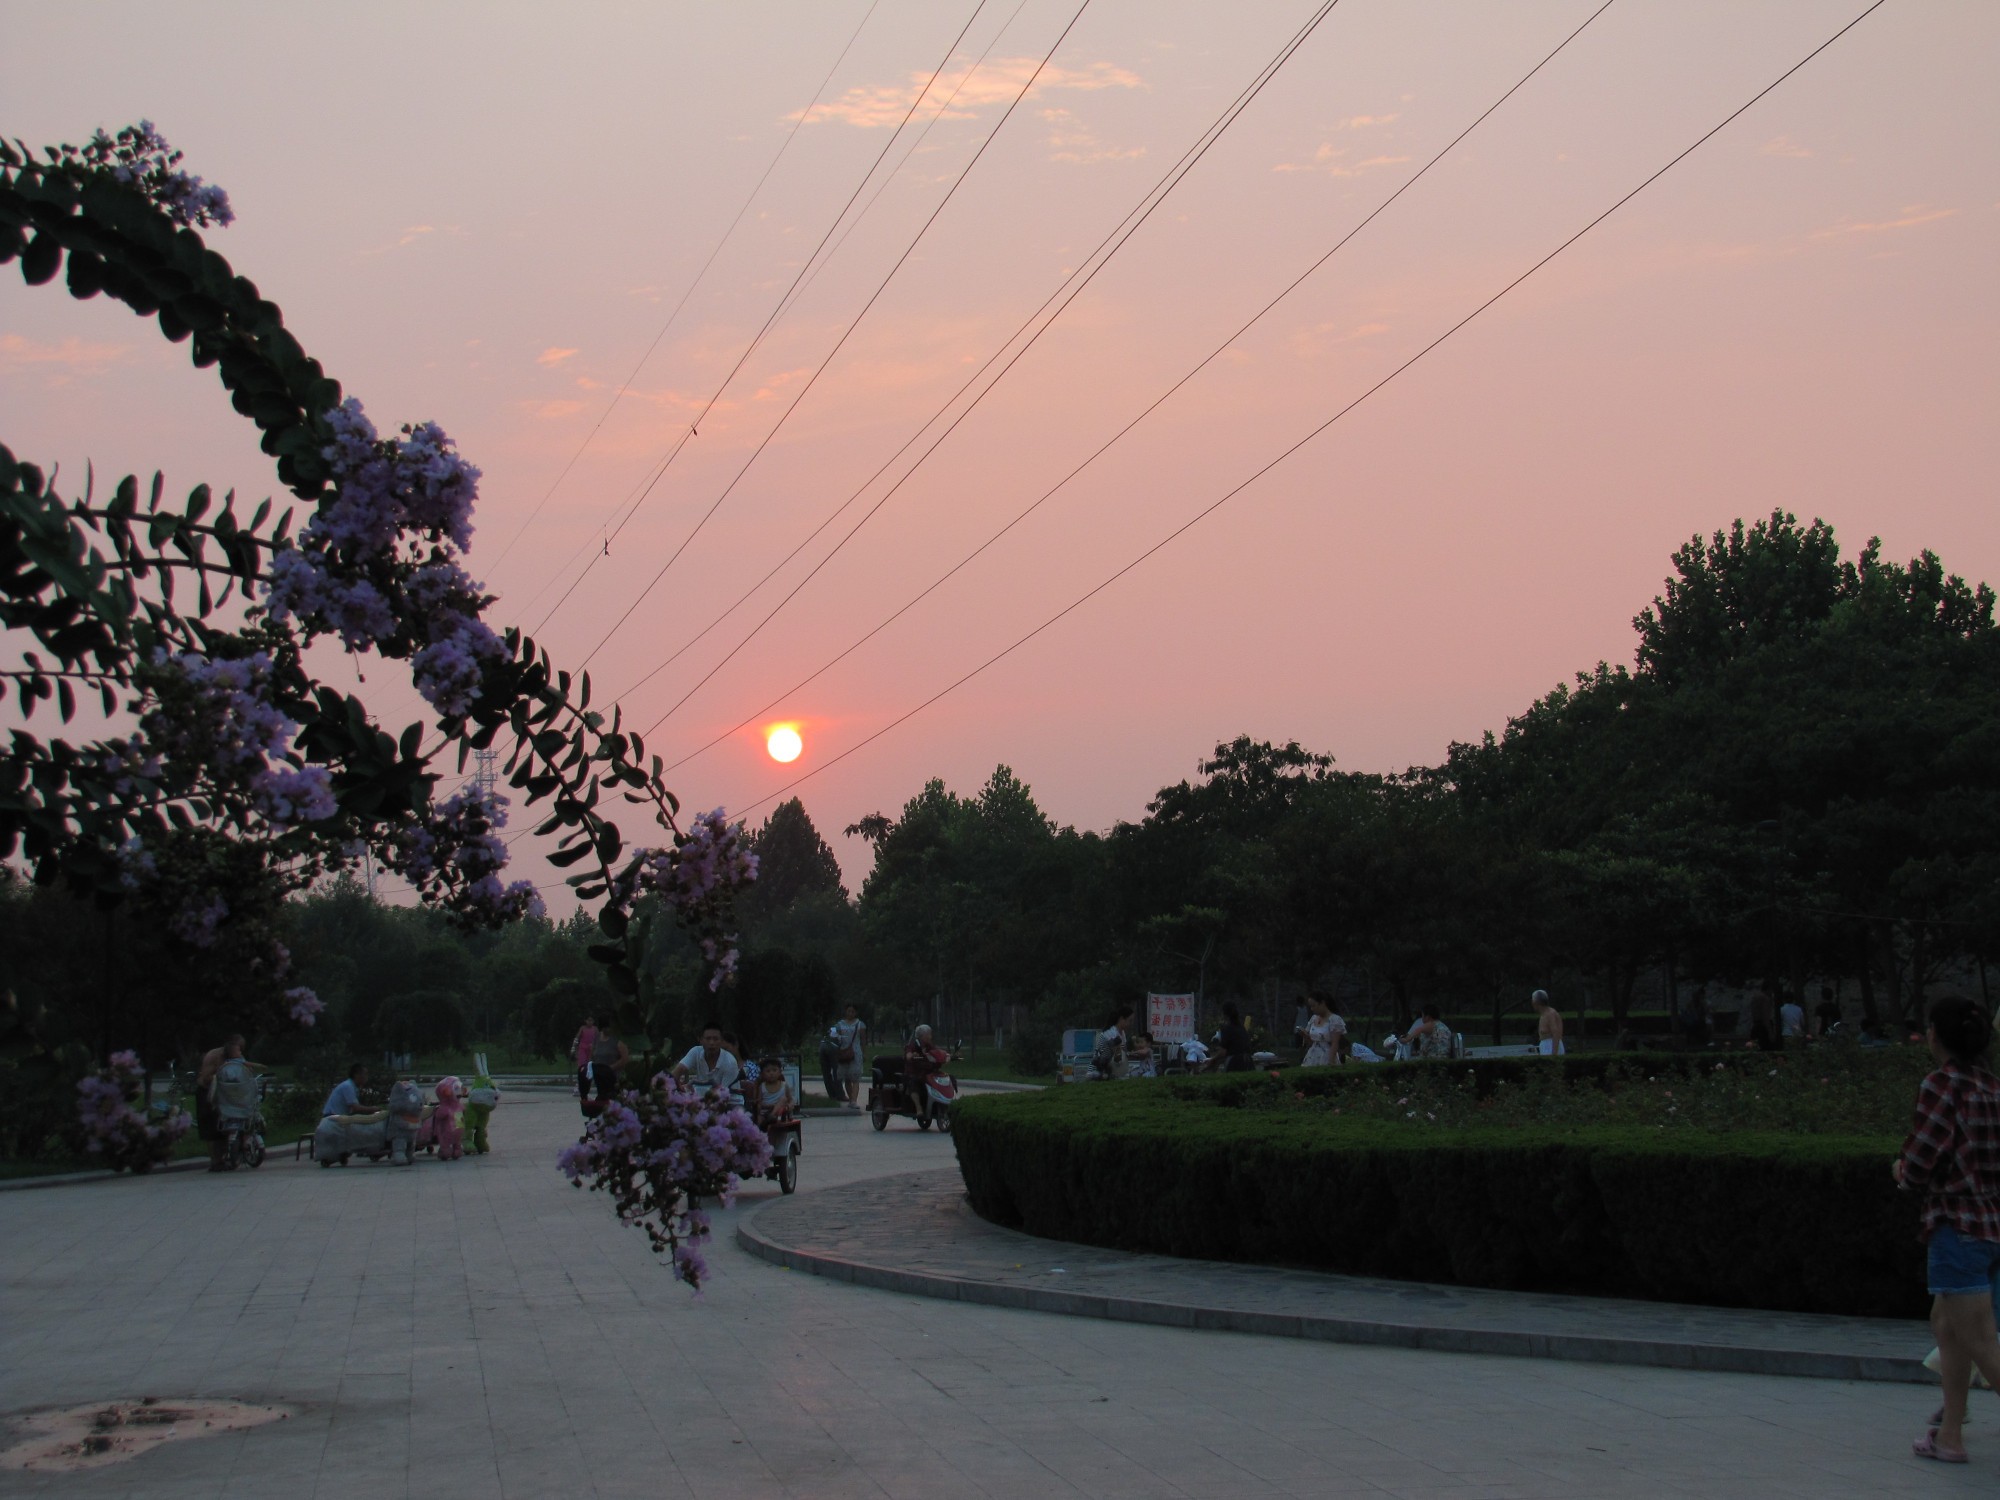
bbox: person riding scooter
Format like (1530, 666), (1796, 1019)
(903, 1026), (949, 1126)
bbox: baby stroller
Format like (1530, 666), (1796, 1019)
(211, 1059), (266, 1170)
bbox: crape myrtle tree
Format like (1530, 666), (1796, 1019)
(1, 126), (766, 1268)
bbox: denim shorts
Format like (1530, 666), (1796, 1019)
(1927, 1224), (2000, 1301)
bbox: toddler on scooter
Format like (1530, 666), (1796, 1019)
(752, 1058), (794, 1126)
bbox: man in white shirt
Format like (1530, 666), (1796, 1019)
(673, 1025), (741, 1095)
(1178, 1036), (1210, 1072)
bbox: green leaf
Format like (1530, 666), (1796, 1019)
(20, 230), (60, 285)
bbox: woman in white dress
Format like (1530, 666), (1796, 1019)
(1302, 992), (1346, 1067)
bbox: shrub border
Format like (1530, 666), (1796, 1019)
(952, 1060), (1924, 1318)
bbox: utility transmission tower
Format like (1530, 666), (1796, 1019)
(471, 747), (499, 800)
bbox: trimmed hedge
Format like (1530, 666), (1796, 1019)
(952, 1064), (1925, 1318)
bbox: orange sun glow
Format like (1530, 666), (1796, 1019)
(765, 724), (803, 763)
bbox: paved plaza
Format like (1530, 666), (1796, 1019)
(0, 1093), (1986, 1498)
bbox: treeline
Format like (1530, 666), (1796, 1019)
(3, 511), (1995, 1076)
(792, 511), (2000, 1067)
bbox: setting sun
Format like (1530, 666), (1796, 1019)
(765, 724), (803, 764)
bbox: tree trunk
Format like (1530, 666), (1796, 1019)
(1883, 921), (1905, 1026)
(1854, 924), (1880, 1027)
(1910, 917), (1929, 1026)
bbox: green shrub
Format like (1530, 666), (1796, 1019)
(952, 1054), (1928, 1317)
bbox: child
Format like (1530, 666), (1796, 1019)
(1125, 1033), (1158, 1079)
(752, 1057), (794, 1126)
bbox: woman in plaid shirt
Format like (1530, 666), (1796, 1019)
(1897, 996), (2000, 1463)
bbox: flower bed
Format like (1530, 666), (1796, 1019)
(951, 1051), (1930, 1318)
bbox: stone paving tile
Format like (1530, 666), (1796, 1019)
(0, 1094), (1988, 1499)
(741, 1167), (1931, 1382)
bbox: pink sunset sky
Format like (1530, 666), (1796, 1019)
(4, 0), (1996, 901)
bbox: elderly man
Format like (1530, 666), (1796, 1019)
(903, 1025), (949, 1125)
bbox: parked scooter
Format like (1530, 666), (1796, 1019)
(212, 1059), (266, 1170)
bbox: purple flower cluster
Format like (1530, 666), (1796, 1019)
(606, 810), (758, 991)
(379, 786), (544, 926)
(286, 987), (325, 1026)
(77, 121), (235, 227)
(101, 741), (162, 797)
(75, 1049), (189, 1173)
(557, 1074), (772, 1290)
(114, 837), (158, 892)
(130, 650), (336, 835)
(168, 891), (229, 947)
(264, 400), (508, 719)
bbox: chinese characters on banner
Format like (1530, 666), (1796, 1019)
(1146, 992), (1197, 1044)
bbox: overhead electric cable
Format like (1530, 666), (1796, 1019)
(488, 0), (884, 576)
(612, 0), (1345, 720)
(571, 0), (1097, 671)
(517, 0), (996, 634)
(726, 0), (1889, 818)
(642, 0), (1613, 763)
(775, 0), (1034, 331)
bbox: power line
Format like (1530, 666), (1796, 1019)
(774, 0), (1034, 333)
(486, 0), (885, 578)
(570, 0), (1097, 672)
(613, 0), (1346, 727)
(520, 0), (999, 639)
(727, 0), (1890, 819)
(647, 0), (1614, 769)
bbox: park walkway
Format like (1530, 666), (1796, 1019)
(0, 1093), (1981, 1498)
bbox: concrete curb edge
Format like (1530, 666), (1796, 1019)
(0, 1156), (211, 1192)
(736, 1208), (1931, 1387)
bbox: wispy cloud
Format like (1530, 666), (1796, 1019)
(1274, 144), (1411, 177)
(519, 398), (587, 419)
(1288, 319), (1392, 359)
(1812, 205), (1958, 238)
(0, 332), (135, 383)
(360, 224), (452, 257)
(795, 58), (1142, 129)
(1761, 135), (1812, 159)
(537, 347), (581, 367)
(1041, 107), (1144, 165)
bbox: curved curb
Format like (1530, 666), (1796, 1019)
(737, 1194), (1931, 1386)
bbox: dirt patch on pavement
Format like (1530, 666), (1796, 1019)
(0, 1397), (291, 1472)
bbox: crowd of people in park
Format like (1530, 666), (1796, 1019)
(1069, 976), (1925, 1079)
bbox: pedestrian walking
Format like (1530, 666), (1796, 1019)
(580, 1027), (628, 1118)
(829, 1004), (867, 1109)
(571, 1013), (598, 1099)
(1896, 996), (2000, 1463)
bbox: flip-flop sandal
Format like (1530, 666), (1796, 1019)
(1914, 1433), (1968, 1464)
